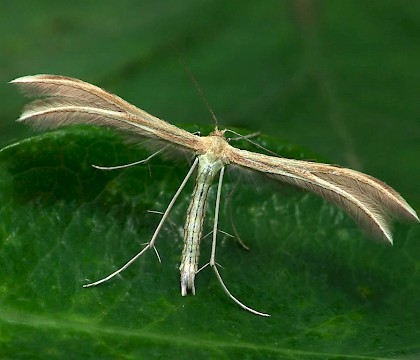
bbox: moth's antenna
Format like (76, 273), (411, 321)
(170, 41), (219, 128)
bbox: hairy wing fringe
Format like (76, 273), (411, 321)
(268, 171), (393, 242)
(11, 74), (140, 114)
(231, 148), (419, 243)
(308, 168), (419, 222)
(11, 75), (201, 153)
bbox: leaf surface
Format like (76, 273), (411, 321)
(0, 127), (419, 359)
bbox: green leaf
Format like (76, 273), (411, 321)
(0, 127), (419, 359)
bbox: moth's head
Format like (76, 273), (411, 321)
(209, 127), (227, 138)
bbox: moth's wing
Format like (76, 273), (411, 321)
(228, 147), (419, 243)
(11, 75), (203, 154)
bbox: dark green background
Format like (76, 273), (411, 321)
(1, 1), (419, 358)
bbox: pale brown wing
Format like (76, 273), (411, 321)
(11, 75), (202, 153)
(228, 147), (419, 243)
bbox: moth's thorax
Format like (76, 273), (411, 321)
(198, 130), (231, 163)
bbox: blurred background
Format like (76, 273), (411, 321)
(1, 0), (419, 208)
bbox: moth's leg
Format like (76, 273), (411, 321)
(201, 178), (250, 250)
(226, 130), (260, 142)
(224, 129), (279, 157)
(209, 167), (270, 317)
(92, 147), (167, 170)
(227, 180), (250, 251)
(83, 157), (199, 288)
